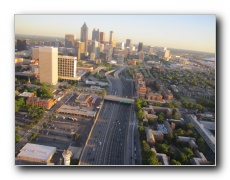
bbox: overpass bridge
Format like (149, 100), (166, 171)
(104, 95), (134, 104)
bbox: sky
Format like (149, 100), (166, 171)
(15, 15), (215, 53)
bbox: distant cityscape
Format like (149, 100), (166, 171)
(15, 19), (215, 166)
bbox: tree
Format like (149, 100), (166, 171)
(172, 112), (181, 120)
(136, 109), (144, 120)
(188, 102), (194, 109)
(158, 112), (165, 124)
(197, 137), (206, 152)
(143, 121), (148, 127)
(15, 133), (21, 143)
(171, 159), (181, 165)
(16, 126), (21, 132)
(181, 99), (188, 108)
(185, 122), (193, 130)
(182, 147), (194, 159)
(179, 153), (189, 165)
(156, 143), (169, 154)
(174, 128), (184, 136)
(165, 132), (174, 144)
(43, 122), (47, 128)
(15, 98), (25, 112)
(75, 133), (80, 140)
(148, 118), (154, 126)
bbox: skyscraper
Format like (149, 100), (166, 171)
(81, 22), (88, 55)
(100, 32), (106, 43)
(58, 55), (77, 80)
(138, 42), (143, 52)
(126, 39), (132, 47)
(148, 46), (154, 54)
(109, 31), (114, 44)
(65, 34), (75, 48)
(92, 28), (100, 42)
(39, 46), (58, 85)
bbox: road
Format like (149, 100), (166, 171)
(79, 66), (141, 165)
(15, 89), (74, 153)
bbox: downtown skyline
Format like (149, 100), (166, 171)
(15, 15), (215, 53)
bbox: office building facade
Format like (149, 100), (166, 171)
(100, 32), (106, 43)
(126, 39), (132, 47)
(92, 28), (100, 41)
(58, 55), (77, 80)
(109, 31), (114, 44)
(138, 42), (143, 52)
(39, 46), (58, 85)
(81, 22), (88, 54)
(65, 34), (75, 48)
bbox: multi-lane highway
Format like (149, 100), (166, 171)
(80, 66), (141, 165)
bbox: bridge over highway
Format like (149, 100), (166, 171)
(104, 95), (134, 104)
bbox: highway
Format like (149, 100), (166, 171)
(80, 66), (141, 165)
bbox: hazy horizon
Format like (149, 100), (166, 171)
(15, 15), (216, 53)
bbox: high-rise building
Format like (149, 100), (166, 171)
(109, 31), (114, 44)
(16, 39), (27, 51)
(32, 47), (39, 60)
(138, 42), (143, 52)
(164, 49), (171, 60)
(126, 39), (132, 48)
(55, 39), (60, 47)
(148, 46), (154, 54)
(92, 28), (100, 41)
(58, 55), (77, 80)
(112, 40), (117, 48)
(39, 46), (58, 85)
(81, 22), (88, 55)
(121, 42), (125, 50)
(100, 32), (106, 43)
(65, 34), (75, 48)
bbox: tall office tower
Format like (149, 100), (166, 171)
(62, 150), (72, 165)
(16, 39), (27, 51)
(75, 41), (85, 60)
(164, 47), (167, 51)
(92, 40), (100, 58)
(164, 49), (171, 60)
(39, 46), (58, 85)
(138, 42), (143, 52)
(55, 39), (60, 47)
(121, 42), (125, 50)
(112, 40), (117, 48)
(100, 44), (104, 52)
(148, 46), (154, 54)
(65, 34), (75, 48)
(100, 32), (106, 43)
(58, 55), (77, 80)
(126, 39), (132, 47)
(92, 28), (100, 41)
(32, 47), (39, 60)
(109, 31), (114, 44)
(81, 22), (88, 54)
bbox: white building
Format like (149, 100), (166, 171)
(39, 46), (58, 85)
(17, 143), (56, 163)
(58, 55), (77, 81)
(62, 150), (72, 165)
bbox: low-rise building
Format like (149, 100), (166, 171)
(190, 150), (212, 165)
(26, 97), (56, 109)
(18, 92), (35, 99)
(146, 128), (155, 144)
(17, 143), (56, 164)
(156, 153), (169, 165)
(75, 93), (91, 107)
(77, 66), (94, 72)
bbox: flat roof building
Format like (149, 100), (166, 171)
(17, 143), (56, 164)
(39, 46), (58, 85)
(58, 55), (78, 81)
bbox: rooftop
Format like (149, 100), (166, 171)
(17, 143), (56, 162)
